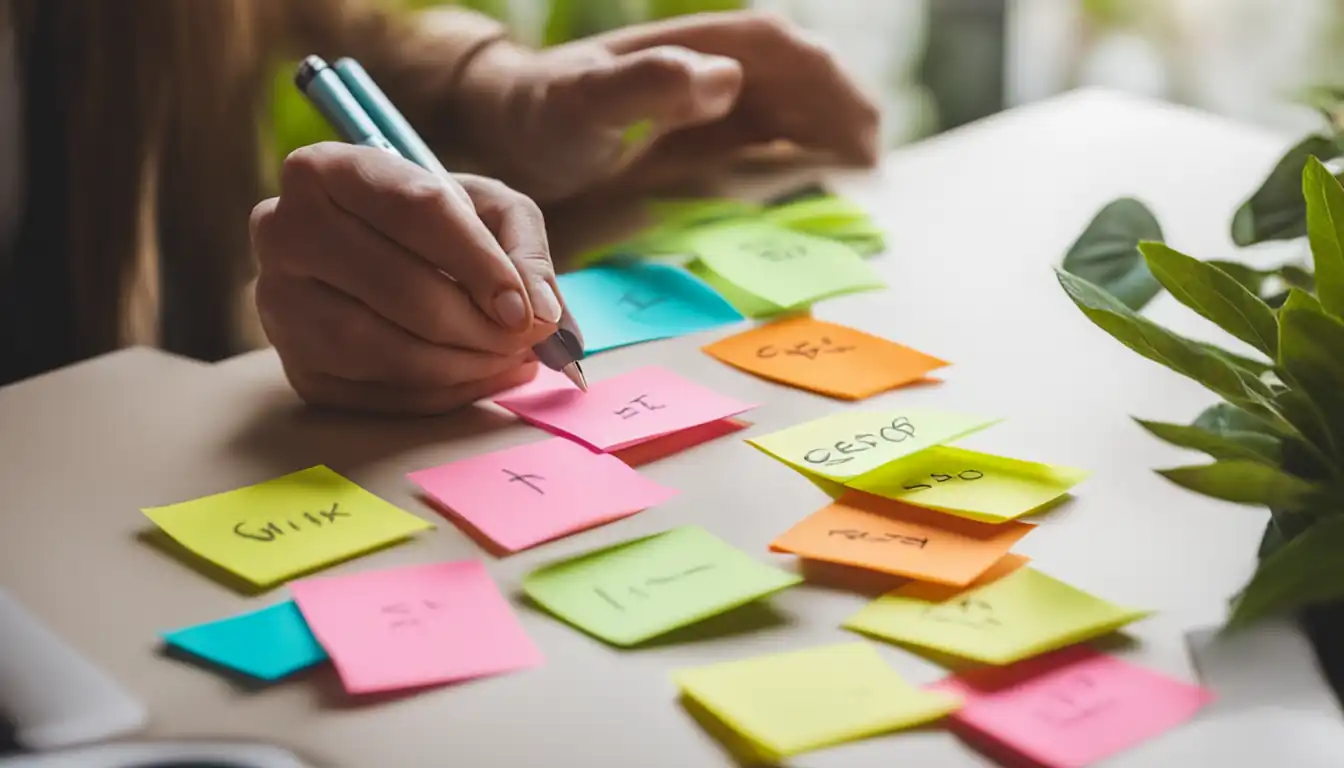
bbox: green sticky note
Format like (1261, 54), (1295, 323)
(843, 567), (1150, 665)
(674, 642), (961, 760)
(522, 526), (801, 646)
(685, 260), (790, 318)
(747, 410), (1000, 483)
(684, 221), (885, 309)
(847, 446), (1092, 523)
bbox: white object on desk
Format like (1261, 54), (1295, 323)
(0, 590), (147, 750)
(0, 740), (307, 768)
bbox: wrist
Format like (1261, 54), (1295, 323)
(451, 37), (538, 174)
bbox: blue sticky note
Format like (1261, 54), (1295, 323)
(162, 601), (327, 681)
(557, 262), (744, 354)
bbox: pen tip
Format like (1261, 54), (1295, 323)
(565, 362), (589, 393)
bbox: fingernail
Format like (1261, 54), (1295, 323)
(493, 289), (530, 331)
(531, 281), (563, 324)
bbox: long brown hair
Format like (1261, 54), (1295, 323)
(5, 0), (274, 383)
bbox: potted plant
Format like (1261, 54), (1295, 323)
(1058, 111), (1344, 693)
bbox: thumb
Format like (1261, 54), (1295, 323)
(551, 45), (743, 137)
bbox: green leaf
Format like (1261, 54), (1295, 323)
(1279, 287), (1325, 316)
(1141, 242), (1280, 358)
(1056, 269), (1277, 417)
(1233, 135), (1343, 246)
(1158, 460), (1321, 510)
(1206, 260), (1270, 295)
(1277, 306), (1344, 461)
(1061, 198), (1164, 310)
(1194, 402), (1282, 436)
(1195, 342), (1275, 376)
(1302, 156), (1344, 318)
(1136, 419), (1282, 464)
(1229, 515), (1344, 628)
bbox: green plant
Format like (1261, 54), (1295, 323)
(1056, 155), (1344, 629)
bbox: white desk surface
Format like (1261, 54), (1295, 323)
(0, 88), (1312, 766)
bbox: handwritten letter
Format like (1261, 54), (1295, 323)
(495, 366), (757, 452)
(523, 525), (800, 646)
(142, 466), (433, 589)
(703, 317), (949, 400)
(408, 438), (678, 553)
(673, 642), (960, 760)
(934, 646), (1212, 767)
(290, 560), (542, 694)
(769, 491), (1034, 586)
(843, 567), (1150, 665)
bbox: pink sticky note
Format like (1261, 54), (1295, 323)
(933, 645), (1213, 768)
(407, 438), (678, 553)
(289, 560), (542, 694)
(493, 366), (757, 452)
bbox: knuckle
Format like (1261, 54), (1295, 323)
(397, 177), (454, 220)
(280, 144), (333, 192)
(248, 198), (278, 246)
(742, 10), (793, 40)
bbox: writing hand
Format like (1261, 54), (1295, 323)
(458, 10), (880, 203)
(249, 144), (566, 414)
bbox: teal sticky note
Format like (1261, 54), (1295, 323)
(557, 262), (744, 353)
(162, 601), (327, 681)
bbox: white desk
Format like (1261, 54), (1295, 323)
(0, 89), (1313, 766)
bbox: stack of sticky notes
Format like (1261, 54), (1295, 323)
(673, 643), (960, 761)
(162, 560), (542, 695)
(142, 465), (434, 591)
(704, 316), (949, 401)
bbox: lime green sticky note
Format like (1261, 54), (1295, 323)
(674, 643), (961, 760)
(522, 526), (801, 646)
(684, 221), (885, 309)
(685, 260), (790, 318)
(847, 446), (1092, 523)
(747, 409), (1001, 483)
(142, 466), (433, 589)
(843, 568), (1150, 665)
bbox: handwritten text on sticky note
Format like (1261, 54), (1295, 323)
(703, 317), (949, 400)
(770, 491), (1034, 586)
(934, 645), (1213, 767)
(523, 525), (800, 646)
(408, 438), (677, 553)
(674, 642), (960, 760)
(844, 567), (1149, 665)
(556, 262), (743, 353)
(495, 366), (757, 452)
(748, 409), (999, 482)
(142, 466), (433, 589)
(290, 560), (542, 694)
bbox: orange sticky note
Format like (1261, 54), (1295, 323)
(703, 317), (949, 400)
(897, 553), (1031, 602)
(769, 492), (1034, 586)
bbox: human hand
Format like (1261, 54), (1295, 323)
(457, 10), (880, 203)
(250, 143), (566, 414)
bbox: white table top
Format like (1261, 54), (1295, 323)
(0, 88), (1313, 766)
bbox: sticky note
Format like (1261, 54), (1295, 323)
(674, 642), (960, 760)
(685, 261), (788, 319)
(523, 526), (800, 646)
(897, 552), (1032, 602)
(844, 567), (1150, 665)
(290, 560), (541, 694)
(847, 446), (1091, 523)
(495, 365), (757, 452)
(769, 491), (1034, 586)
(703, 317), (949, 400)
(684, 221), (885, 309)
(407, 438), (678, 553)
(161, 601), (326, 681)
(933, 645), (1213, 767)
(556, 262), (743, 354)
(747, 409), (999, 482)
(142, 466), (433, 589)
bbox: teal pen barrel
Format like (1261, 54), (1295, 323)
(332, 58), (449, 177)
(294, 56), (399, 156)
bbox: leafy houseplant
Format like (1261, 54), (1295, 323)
(1057, 155), (1344, 636)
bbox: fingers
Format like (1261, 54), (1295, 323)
(285, 361), (542, 416)
(256, 273), (541, 388)
(455, 174), (564, 325)
(280, 143), (539, 332)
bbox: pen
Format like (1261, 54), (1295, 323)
(294, 55), (588, 392)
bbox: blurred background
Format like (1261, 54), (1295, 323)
(272, 0), (1344, 161)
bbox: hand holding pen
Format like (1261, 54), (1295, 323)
(248, 56), (586, 414)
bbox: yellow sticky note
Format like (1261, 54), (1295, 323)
(747, 409), (1000, 482)
(843, 567), (1149, 665)
(685, 221), (885, 310)
(142, 466), (433, 589)
(847, 446), (1091, 523)
(674, 643), (960, 760)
